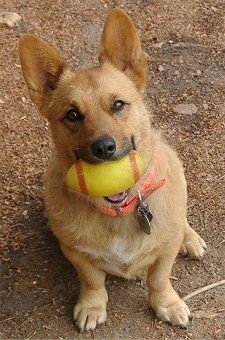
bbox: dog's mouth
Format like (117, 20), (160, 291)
(104, 190), (128, 205)
(73, 136), (136, 204)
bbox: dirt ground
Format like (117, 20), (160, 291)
(0, 0), (225, 339)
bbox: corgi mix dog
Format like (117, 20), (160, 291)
(19, 9), (206, 332)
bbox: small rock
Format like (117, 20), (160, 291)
(158, 65), (165, 72)
(174, 70), (180, 77)
(22, 96), (27, 103)
(0, 12), (21, 28)
(153, 41), (164, 48)
(22, 210), (28, 216)
(173, 103), (197, 115)
(203, 103), (208, 110)
(196, 69), (202, 76)
(211, 6), (218, 12)
(192, 69), (202, 77)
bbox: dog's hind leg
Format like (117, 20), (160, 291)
(180, 220), (206, 259)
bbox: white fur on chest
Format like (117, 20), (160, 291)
(75, 234), (145, 276)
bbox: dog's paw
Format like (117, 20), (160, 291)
(180, 229), (206, 259)
(74, 303), (107, 332)
(155, 299), (191, 329)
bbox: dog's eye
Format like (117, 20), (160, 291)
(65, 108), (84, 123)
(111, 100), (125, 113)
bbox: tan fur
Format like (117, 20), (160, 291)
(19, 8), (206, 332)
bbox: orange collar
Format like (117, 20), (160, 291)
(93, 172), (166, 217)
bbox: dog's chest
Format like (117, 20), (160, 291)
(76, 234), (150, 277)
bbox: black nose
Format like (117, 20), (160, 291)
(91, 137), (116, 160)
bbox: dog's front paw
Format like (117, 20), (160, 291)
(155, 298), (191, 329)
(74, 303), (107, 331)
(73, 287), (108, 332)
(180, 228), (206, 259)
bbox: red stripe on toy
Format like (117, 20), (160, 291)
(129, 152), (140, 183)
(74, 161), (88, 195)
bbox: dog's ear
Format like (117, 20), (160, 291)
(99, 9), (148, 93)
(19, 35), (67, 110)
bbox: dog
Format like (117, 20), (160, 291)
(19, 8), (206, 332)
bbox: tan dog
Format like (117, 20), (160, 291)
(19, 9), (206, 332)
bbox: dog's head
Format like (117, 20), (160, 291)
(19, 9), (153, 205)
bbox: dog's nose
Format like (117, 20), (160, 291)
(91, 137), (116, 160)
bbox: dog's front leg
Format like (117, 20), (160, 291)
(61, 244), (108, 332)
(147, 248), (191, 328)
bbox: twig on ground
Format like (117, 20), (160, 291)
(0, 313), (22, 323)
(168, 42), (209, 49)
(183, 279), (225, 301)
(25, 330), (36, 340)
(216, 239), (225, 248)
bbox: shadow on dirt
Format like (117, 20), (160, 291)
(0, 201), (79, 326)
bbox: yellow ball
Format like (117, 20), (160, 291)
(65, 151), (146, 197)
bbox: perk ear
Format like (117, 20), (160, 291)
(99, 9), (148, 93)
(19, 35), (67, 109)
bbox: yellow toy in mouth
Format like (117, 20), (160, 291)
(65, 151), (147, 197)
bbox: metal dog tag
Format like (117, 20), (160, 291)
(137, 191), (153, 235)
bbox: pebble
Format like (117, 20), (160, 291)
(174, 70), (180, 77)
(158, 65), (165, 72)
(0, 12), (21, 28)
(173, 103), (197, 115)
(22, 210), (28, 216)
(153, 41), (164, 48)
(22, 96), (27, 103)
